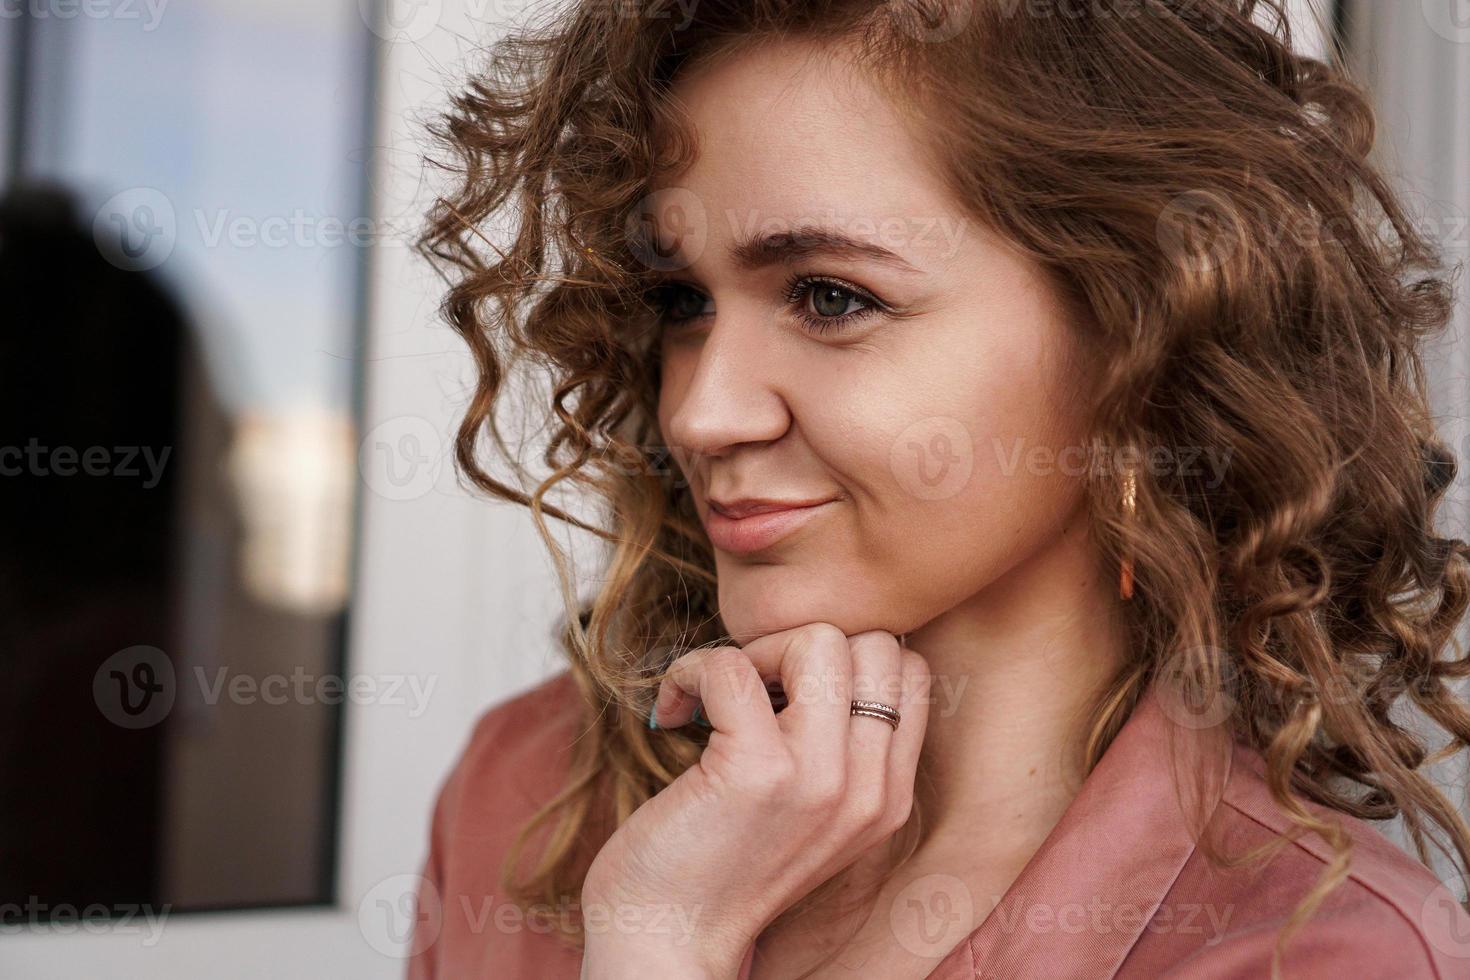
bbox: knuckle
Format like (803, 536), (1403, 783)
(847, 630), (899, 659)
(846, 786), (888, 827)
(738, 750), (797, 799)
(706, 646), (756, 685)
(800, 769), (847, 808)
(794, 622), (848, 655)
(668, 646), (713, 682)
(886, 789), (916, 831)
(705, 646), (749, 672)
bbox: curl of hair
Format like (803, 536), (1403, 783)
(417, 2), (1470, 975)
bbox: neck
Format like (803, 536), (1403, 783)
(904, 501), (1128, 861)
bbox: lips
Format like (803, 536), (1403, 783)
(704, 497), (835, 554)
(709, 497), (833, 520)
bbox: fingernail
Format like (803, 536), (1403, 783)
(691, 704), (711, 728)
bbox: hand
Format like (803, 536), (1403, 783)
(578, 624), (932, 979)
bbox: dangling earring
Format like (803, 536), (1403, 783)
(1119, 466), (1136, 600)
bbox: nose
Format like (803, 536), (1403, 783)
(661, 312), (792, 470)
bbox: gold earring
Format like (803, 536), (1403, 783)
(1119, 467), (1136, 600)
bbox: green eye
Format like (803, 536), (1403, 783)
(810, 282), (862, 318)
(785, 275), (884, 336)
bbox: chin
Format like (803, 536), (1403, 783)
(717, 577), (915, 645)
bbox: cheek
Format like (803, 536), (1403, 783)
(655, 355), (691, 475)
(820, 322), (1089, 603)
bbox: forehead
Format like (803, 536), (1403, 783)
(650, 38), (964, 262)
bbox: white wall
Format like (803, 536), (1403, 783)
(1281, 0), (1334, 61)
(337, 0), (581, 947)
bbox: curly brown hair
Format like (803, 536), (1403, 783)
(417, 0), (1470, 974)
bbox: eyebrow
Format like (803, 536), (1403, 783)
(726, 227), (926, 277)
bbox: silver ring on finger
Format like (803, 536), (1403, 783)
(850, 699), (900, 729)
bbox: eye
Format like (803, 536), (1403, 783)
(645, 282), (711, 328)
(783, 274), (885, 336)
(644, 275), (889, 338)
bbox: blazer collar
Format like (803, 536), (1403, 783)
(927, 680), (1235, 979)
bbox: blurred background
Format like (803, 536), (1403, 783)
(0, 1), (1465, 977)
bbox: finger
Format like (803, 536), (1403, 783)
(736, 623), (853, 760)
(845, 630), (902, 773)
(654, 647), (782, 745)
(884, 648), (933, 821)
(649, 644), (777, 729)
(650, 646), (720, 729)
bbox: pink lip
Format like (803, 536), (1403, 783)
(704, 499), (834, 554)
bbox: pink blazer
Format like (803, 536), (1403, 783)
(406, 670), (1470, 978)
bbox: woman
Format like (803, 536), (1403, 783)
(407, 1), (1470, 977)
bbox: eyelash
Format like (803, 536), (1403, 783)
(648, 272), (885, 337)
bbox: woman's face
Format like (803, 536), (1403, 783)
(651, 40), (1097, 644)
